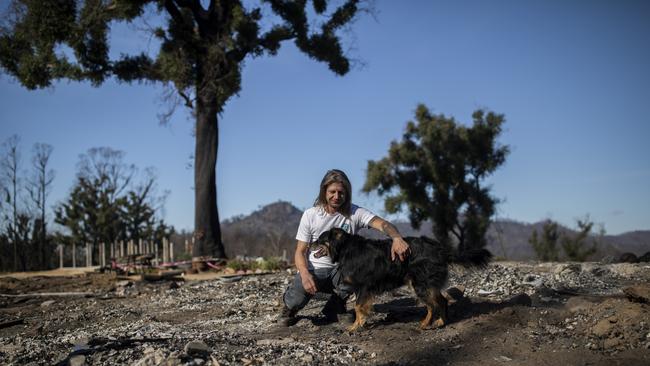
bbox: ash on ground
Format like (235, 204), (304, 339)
(1, 262), (649, 366)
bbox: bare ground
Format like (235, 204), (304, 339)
(1, 262), (649, 366)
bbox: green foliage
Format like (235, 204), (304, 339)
(226, 257), (283, 272)
(0, 0), (362, 107)
(256, 257), (283, 271)
(561, 217), (601, 262)
(364, 105), (509, 251)
(226, 258), (249, 271)
(529, 217), (601, 262)
(529, 220), (560, 261)
(54, 147), (173, 249)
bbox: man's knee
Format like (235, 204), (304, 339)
(283, 274), (311, 310)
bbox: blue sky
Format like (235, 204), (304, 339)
(1, 0), (649, 235)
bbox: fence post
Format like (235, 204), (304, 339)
(72, 242), (76, 268)
(59, 245), (63, 268)
(85, 242), (90, 267)
(170, 239), (174, 262)
(162, 238), (168, 263)
(101, 242), (105, 267)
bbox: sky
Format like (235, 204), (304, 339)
(1, 0), (649, 235)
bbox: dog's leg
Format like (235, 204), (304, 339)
(347, 292), (373, 332)
(430, 288), (448, 328)
(417, 288), (448, 329)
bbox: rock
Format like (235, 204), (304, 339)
(40, 300), (55, 307)
(444, 286), (465, 301)
(256, 338), (294, 346)
(565, 297), (594, 313)
(133, 348), (166, 366)
(603, 338), (622, 349)
(494, 355), (512, 362)
(478, 289), (498, 296)
(623, 285), (650, 303)
(219, 275), (242, 283)
(69, 355), (86, 366)
(582, 263), (609, 277)
(553, 264), (581, 276)
(184, 340), (210, 357)
(522, 275), (544, 288)
(592, 318), (617, 337)
(301, 354), (314, 362)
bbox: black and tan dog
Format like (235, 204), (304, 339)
(311, 228), (491, 332)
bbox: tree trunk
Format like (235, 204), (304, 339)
(193, 94), (227, 266)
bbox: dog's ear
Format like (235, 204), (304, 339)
(330, 228), (347, 242)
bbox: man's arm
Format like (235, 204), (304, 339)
(368, 217), (411, 262)
(294, 240), (317, 294)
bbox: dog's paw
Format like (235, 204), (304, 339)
(432, 318), (446, 328)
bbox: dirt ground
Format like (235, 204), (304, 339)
(1, 262), (649, 365)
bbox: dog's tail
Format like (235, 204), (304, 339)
(420, 236), (492, 268)
(451, 248), (492, 268)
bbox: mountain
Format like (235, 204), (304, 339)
(221, 200), (302, 260)
(221, 201), (650, 261)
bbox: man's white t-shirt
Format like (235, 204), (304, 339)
(296, 204), (376, 269)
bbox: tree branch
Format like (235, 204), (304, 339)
(178, 89), (194, 109)
(163, 0), (184, 23)
(174, 0), (208, 22)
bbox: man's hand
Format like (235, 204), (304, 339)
(391, 237), (410, 262)
(368, 217), (411, 262)
(301, 272), (317, 295)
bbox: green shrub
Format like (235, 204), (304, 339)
(226, 259), (250, 271)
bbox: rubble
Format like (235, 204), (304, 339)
(0, 262), (649, 365)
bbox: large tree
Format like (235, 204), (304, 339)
(0, 0), (364, 263)
(363, 105), (509, 252)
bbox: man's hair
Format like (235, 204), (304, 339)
(314, 169), (352, 216)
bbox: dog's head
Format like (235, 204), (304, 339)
(310, 228), (349, 262)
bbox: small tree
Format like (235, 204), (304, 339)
(363, 105), (509, 251)
(1, 135), (22, 271)
(561, 217), (600, 262)
(56, 148), (172, 264)
(529, 220), (560, 261)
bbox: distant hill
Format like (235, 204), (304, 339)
(221, 200), (302, 260)
(220, 201), (650, 261)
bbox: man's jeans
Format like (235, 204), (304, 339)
(283, 266), (354, 312)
